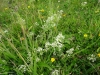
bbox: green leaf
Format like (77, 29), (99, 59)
(38, 62), (52, 70)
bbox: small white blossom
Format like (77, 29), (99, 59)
(37, 47), (43, 52)
(58, 0), (60, 2)
(42, 10), (63, 31)
(52, 33), (64, 51)
(28, 32), (34, 36)
(36, 47), (45, 55)
(4, 30), (8, 33)
(36, 57), (41, 62)
(18, 65), (27, 73)
(66, 48), (74, 56)
(87, 54), (96, 62)
(45, 42), (51, 48)
(45, 33), (64, 52)
(51, 69), (59, 75)
(55, 33), (65, 43)
(81, 2), (87, 6)
(58, 10), (63, 14)
(51, 41), (58, 47)
(35, 22), (39, 26)
(56, 42), (63, 49)
(76, 45), (80, 50)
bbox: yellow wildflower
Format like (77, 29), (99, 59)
(95, 10), (99, 13)
(98, 33), (100, 36)
(40, 9), (44, 12)
(62, 14), (66, 17)
(84, 34), (88, 38)
(97, 53), (100, 57)
(28, 6), (30, 8)
(5, 8), (8, 10)
(51, 58), (55, 62)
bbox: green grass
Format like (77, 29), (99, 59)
(0, 0), (100, 75)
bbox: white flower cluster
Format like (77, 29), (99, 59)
(51, 69), (59, 75)
(66, 48), (74, 56)
(35, 33), (64, 56)
(45, 33), (65, 51)
(27, 51), (41, 63)
(36, 47), (45, 55)
(42, 10), (63, 31)
(18, 65), (27, 73)
(87, 54), (96, 62)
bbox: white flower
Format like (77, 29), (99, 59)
(56, 42), (63, 49)
(58, 10), (63, 14)
(37, 47), (43, 52)
(55, 33), (65, 43)
(18, 65), (27, 73)
(36, 57), (41, 62)
(36, 47), (45, 55)
(76, 45), (80, 50)
(81, 2), (87, 6)
(4, 30), (8, 33)
(42, 10), (63, 31)
(51, 41), (58, 47)
(58, 0), (60, 2)
(51, 33), (64, 51)
(44, 33), (65, 52)
(87, 54), (96, 62)
(51, 69), (59, 75)
(66, 48), (74, 56)
(35, 22), (39, 26)
(28, 32), (34, 36)
(27, 52), (32, 63)
(45, 42), (51, 48)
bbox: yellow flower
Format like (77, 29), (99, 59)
(51, 58), (55, 62)
(95, 10), (99, 13)
(84, 34), (88, 38)
(97, 53), (100, 57)
(98, 33), (100, 36)
(40, 9), (44, 12)
(5, 8), (8, 10)
(62, 14), (66, 17)
(28, 6), (30, 8)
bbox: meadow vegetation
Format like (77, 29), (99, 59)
(0, 0), (100, 75)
